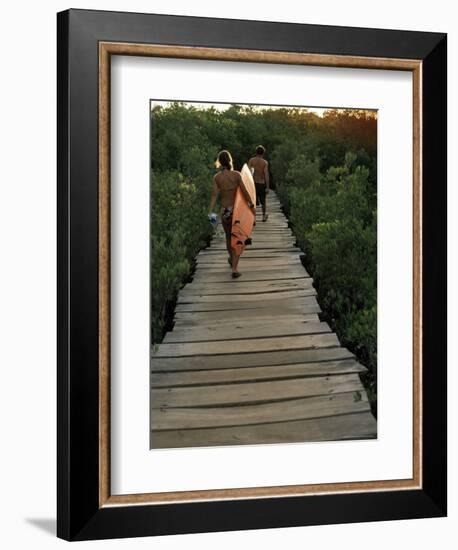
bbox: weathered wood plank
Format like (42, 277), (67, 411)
(200, 246), (300, 253)
(152, 373), (363, 408)
(195, 263), (303, 272)
(191, 269), (309, 282)
(255, 215), (284, 219)
(212, 233), (292, 239)
(187, 275), (310, 285)
(174, 308), (321, 325)
(151, 359), (366, 387)
(177, 289), (316, 304)
(173, 312), (320, 328)
(175, 299), (316, 312)
(151, 346), (353, 371)
(181, 279), (313, 295)
(151, 411), (377, 448)
(210, 245), (296, 252)
(152, 332), (339, 357)
(199, 248), (301, 256)
(211, 237), (294, 244)
(249, 225), (290, 228)
(163, 319), (330, 343)
(196, 256), (302, 265)
(246, 228), (291, 233)
(151, 391), (370, 430)
(208, 233), (289, 238)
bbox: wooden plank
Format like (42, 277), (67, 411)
(175, 297), (318, 312)
(163, 319), (330, 343)
(195, 261), (302, 268)
(174, 308), (321, 325)
(151, 359), (367, 387)
(199, 248), (301, 255)
(151, 373), (363, 408)
(177, 289), (316, 304)
(151, 391), (371, 430)
(251, 224), (289, 228)
(199, 247), (300, 254)
(209, 243), (296, 250)
(173, 312), (320, 328)
(151, 346), (353, 371)
(254, 213), (284, 217)
(211, 229), (291, 235)
(185, 277), (311, 289)
(255, 212), (284, 215)
(196, 256), (302, 266)
(255, 210), (284, 213)
(210, 245), (296, 251)
(195, 262), (303, 271)
(193, 265), (305, 275)
(181, 279), (313, 295)
(213, 232), (292, 239)
(212, 235), (293, 242)
(152, 332), (339, 357)
(209, 231), (295, 237)
(191, 269), (309, 282)
(175, 295), (318, 312)
(253, 220), (287, 224)
(245, 225), (291, 230)
(151, 411), (377, 448)
(197, 252), (300, 257)
(250, 232), (291, 236)
(249, 228), (291, 233)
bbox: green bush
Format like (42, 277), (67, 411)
(278, 167), (378, 408)
(151, 170), (212, 343)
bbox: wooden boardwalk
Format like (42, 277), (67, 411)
(151, 192), (376, 448)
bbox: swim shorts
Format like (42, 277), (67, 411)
(255, 182), (267, 207)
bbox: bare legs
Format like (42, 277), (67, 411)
(259, 187), (268, 222)
(231, 251), (241, 276)
(226, 234), (241, 277)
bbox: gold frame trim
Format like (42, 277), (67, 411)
(98, 42), (422, 507)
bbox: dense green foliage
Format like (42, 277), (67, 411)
(151, 103), (377, 407)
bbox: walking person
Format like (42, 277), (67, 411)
(248, 145), (270, 222)
(209, 150), (244, 278)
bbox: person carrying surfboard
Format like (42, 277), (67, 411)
(248, 145), (270, 222)
(209, 150), (252, 279)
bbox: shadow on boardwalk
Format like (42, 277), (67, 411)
(151, 191), (376, 448)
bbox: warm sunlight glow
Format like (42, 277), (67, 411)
(150, 100), (377, 118)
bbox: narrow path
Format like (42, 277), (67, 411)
(151, 191), (376, 448)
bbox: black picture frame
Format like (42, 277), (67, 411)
(57, 8), (447, 541)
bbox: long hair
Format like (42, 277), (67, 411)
(216, 150), (233, 170)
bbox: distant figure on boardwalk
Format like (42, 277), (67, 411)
(248, 145), (270, 222)
(209, 150), (243, 279)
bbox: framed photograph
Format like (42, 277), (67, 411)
(57, 9), (447, 541)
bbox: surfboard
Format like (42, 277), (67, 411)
(231, 164), (256, 255)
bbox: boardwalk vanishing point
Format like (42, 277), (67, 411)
(151, 191), (377, 448)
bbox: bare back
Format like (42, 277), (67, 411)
(214, 169), (242, 208)
(248, 156), (268, 183)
